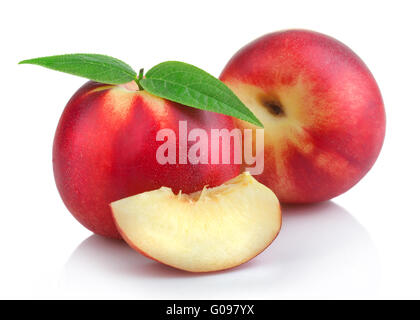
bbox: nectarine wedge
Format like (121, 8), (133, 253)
(110, 172), (281, 272)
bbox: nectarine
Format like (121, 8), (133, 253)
(53, 81), (241, 238)
(111, 172), (281, 272)
(220, 30), (386, 203)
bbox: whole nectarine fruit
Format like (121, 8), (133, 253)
(53, 81), (241, 238)
(220, 30), (386, 203)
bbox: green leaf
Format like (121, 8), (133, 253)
(19, 54), (137, 85)
(140, 61), (263, 127)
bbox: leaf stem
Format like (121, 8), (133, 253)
(135, 68), (145, 90)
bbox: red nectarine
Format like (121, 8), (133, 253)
(53, 81), (241, 238)
(220, 30), (386, 203)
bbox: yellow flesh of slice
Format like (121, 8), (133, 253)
(111, 172), (281, 272)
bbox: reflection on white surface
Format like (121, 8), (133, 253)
(60, 201), (380, 299)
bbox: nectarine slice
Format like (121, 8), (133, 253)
(110, 172), (281, 272)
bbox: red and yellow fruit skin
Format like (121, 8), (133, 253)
(220, 30), (386, 203)
(53, 81), (241, 238)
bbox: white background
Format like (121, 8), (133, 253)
(0, 0), (419, 299)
